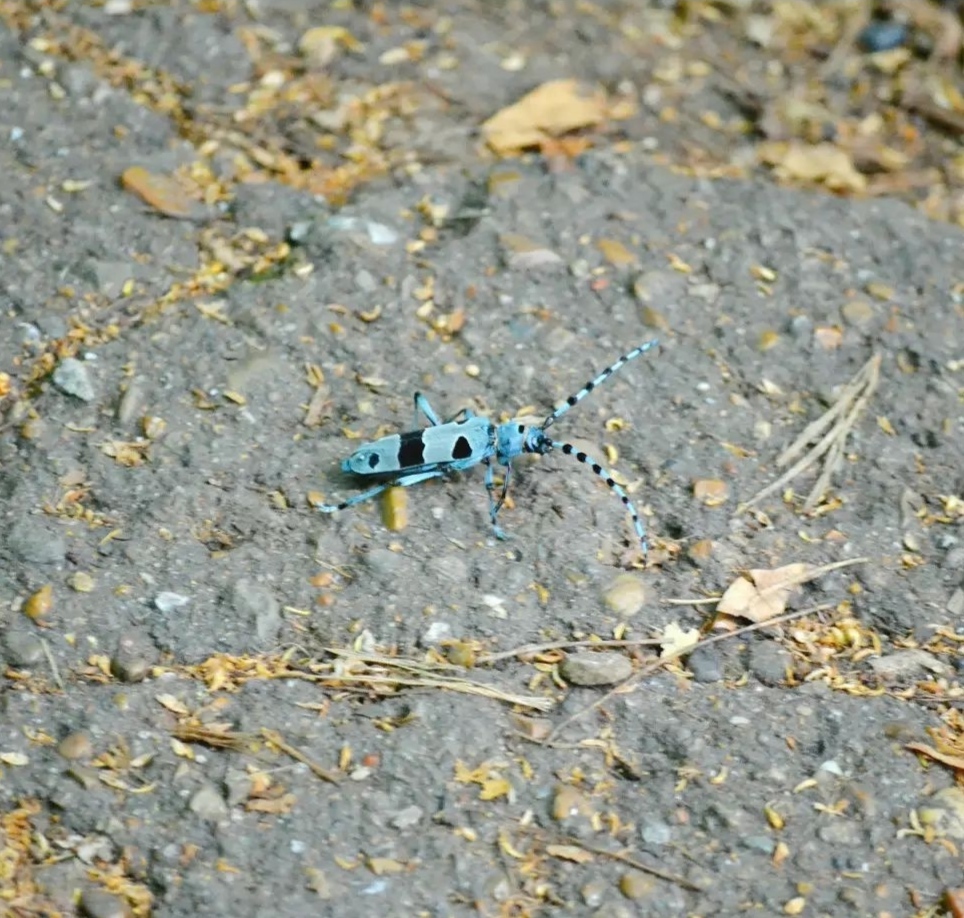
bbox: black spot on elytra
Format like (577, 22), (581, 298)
(367, 453), (380, 469)
(518, 424), (525, 434)
(567, 395), (578, 406)
(452, 435), (472, 460)
(398, 432), (426, 468)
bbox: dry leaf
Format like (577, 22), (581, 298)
(717, 563), (811, 623)
(906, 742), (964, 772)
(246, 793), (296, 814)
(760, 142), (867, 193)
(546, 844), (594, 864)
(596, 238), (637, 267)
(659, 621), (701, 659)
(121, 166), (196, 218)
(155, 694), (191, 716)
(482, 79), (608, 155)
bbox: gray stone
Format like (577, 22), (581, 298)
(560, 651), (633, 686)
(79, 887), (128, 918)
(2, 628), (45, 666)
(639, 817), (672, 846)
(7, 519), (66, 564)
(110, 630), (157, 683)
(686, 645), (724, 683)
(817, 820), (863, 846)
(189, 784), (229, 821)
(390, 805), (424, 830)
(154, 592), (191, 614)
(868, 649), (949, 679)
(52, 357), (96, 401)
(229, 578), (281, 643)
(748, 642), (791, 684)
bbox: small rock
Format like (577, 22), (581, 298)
(943, 547), (964, 570)
(67, 572), (95, 593)
(619, 871), (656, 900)
(52, 358), (96, 402)
(7, 519), (67, 565)
(58, 732), (93, 760)
(287, 220), (313, 245)
(840, 300), (875, 328)
(692, 478), (728, 505)
(551, 784), (594, 822)
(686, 645), (724, 683)
(581, 879), (607, 908)
(116, 376), (147, 426)
(560, 651), (632, 686)
(420, 622), (452, 645)
(947, 588), (964, 617)
(741, 835), (776, 855)
(838, 887), (868, 910)
(110, 630), (158, 683)
(2, 628), (45, 667)
(919, 787), (964, 840)
(686, 539), (714, 566)
(189, 784), (229, 821)
(354, 268), (377, 292)
(748, 642), (791, 684)
(390, 805), (424, 830)
(868, 649), (949, 680)
(224, 769), (253, 807)
(858, 20), (908, 52)
(228, 578), (281, 643)
(427, 554), (469, 584)
(787, 315), (813, 340)
(639, 818), (672, 847)
(817, 821), (863, 846)
(602, 574), (646, 617)
(363, 548), (404, 580)
(154, 592), (191, 614)
(79, 887), (129, 918)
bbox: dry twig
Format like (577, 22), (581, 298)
(740, 353), (881, 513)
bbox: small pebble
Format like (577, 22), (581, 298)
(581, 879), (607, 907)
(228, 578), (281, 643)
(639, 818), (672, 846)
(602, 574), (646, 617)
(869, 649), (949, 679)
(551, 784), (594, 822)
(840, 300), (874, 328)
(2, 629), (45, 667)
(390, 805), (424, 830)
(919, 787), (964, 839)
(420, 621), (452, 645)
(79, 888), (129, 918)
(560, 651), (633, 686)
(748, 642), (791, 684)
(154, 592), (190, 614)
(189, 784), (229, 821)
(67, 572), (95, 593)
(7, 519), (67, 565)
(110, 630), (157, 683)
(52, 357), (96, 402)
(686, 645), (724, 683)
(686, 539), (714, 566)
(619, 871), (656, 900)
(858, 20), (908, 53)
(58, 732), (93, 760)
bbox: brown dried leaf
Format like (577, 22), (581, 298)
(482, 79), (608, 155)
(717, 563), (811, 623)
(246, 793), (296, 814)
(760, 142), (867, 193)
(546, 844), (595, 864)
(121, 166), (196, 218)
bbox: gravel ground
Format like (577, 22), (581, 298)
(1, 3), (964, 917)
